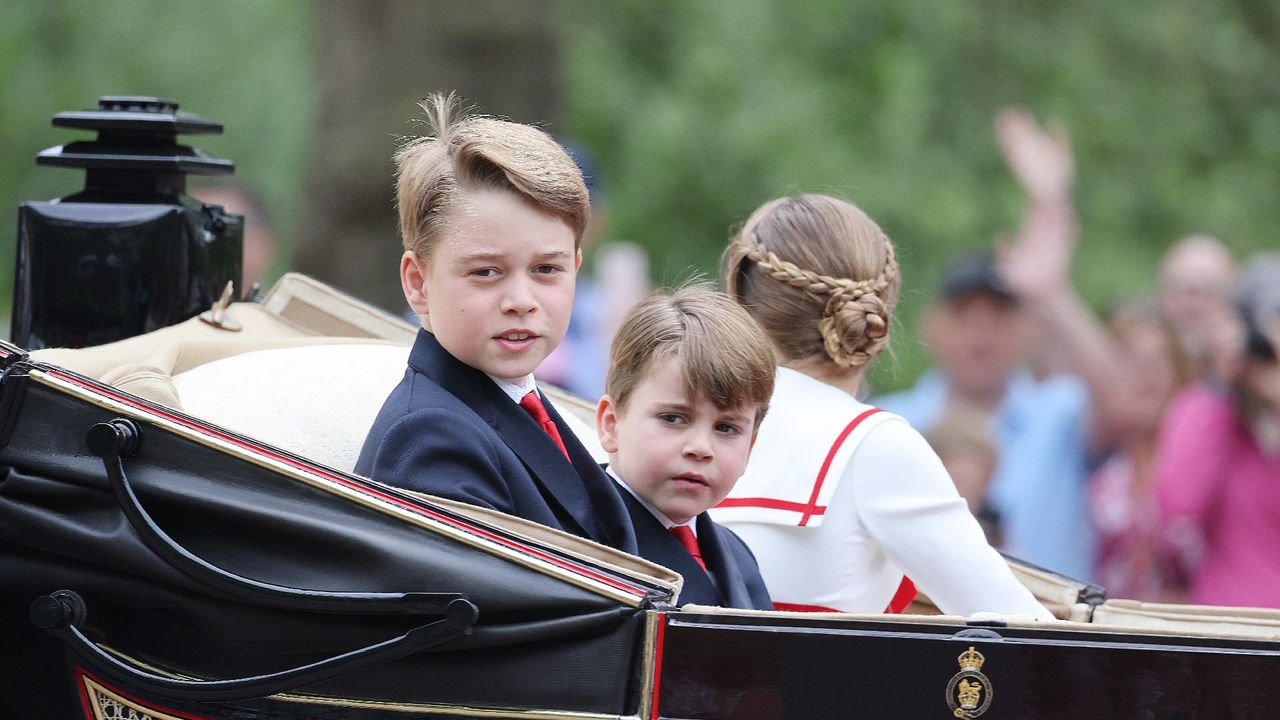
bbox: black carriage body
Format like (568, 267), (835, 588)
(3, 340), (1280, 720)
(654, 611), (1280, 719)
(0, 344), (666, 719)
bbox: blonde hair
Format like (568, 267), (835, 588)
(924, 408), (998, 469)
(723, 194), (900, 368)
(606, 284), (775, 424)
(394, 92), (590, 259)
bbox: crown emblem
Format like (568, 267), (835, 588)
(957, 646), (985, 672)
(946, 646), (993, 718)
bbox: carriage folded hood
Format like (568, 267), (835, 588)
(0, 343), (678, 716)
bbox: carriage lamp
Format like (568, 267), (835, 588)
(10, 96), (243, 350)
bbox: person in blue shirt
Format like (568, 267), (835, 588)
(876, 108), (1129, 581)
(874, 256), (1097, 578)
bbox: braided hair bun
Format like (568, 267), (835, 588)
(723, 194), (900, 368)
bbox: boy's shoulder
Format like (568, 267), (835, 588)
(380, 368), (493, 432)
(357, 366), (502, 476)
(357, 334), (510, 476)
(392, 329), (510, 420)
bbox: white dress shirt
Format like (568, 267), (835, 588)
(487, 373), (539, 404)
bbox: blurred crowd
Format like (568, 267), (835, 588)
(874, 109), (1280, 608)
(542, 109), (1280, 609)
(213, 108), (1276, 609)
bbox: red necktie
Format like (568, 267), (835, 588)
(669, 525), (707, 572)
(520, 391), (569, 459)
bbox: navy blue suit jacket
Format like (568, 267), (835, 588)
(617, 487), (772, 610)
(355, 330), (637, 554)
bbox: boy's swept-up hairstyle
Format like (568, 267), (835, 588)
(394, 92), (590, 259)
(722, 194), (901, 369)
(606, 284), (775, 424)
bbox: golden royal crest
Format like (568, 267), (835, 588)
(945, 646), (993, 718)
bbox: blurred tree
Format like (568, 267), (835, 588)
(294, 0), (564, 312)
(561, 0), (1280, 390)
(4, 0), (1278, 392)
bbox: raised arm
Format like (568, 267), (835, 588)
(994, 107), (1128, 453)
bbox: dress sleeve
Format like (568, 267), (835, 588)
(842, 416), (1053, 619)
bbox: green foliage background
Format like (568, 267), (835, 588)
(0, 0), (316, 334)
(562, 0), (1280, 389)
(2, 1), (1278, 390)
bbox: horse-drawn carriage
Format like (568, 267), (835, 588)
(3, 96), (1279, 720)
(3, 274), (1280, 720)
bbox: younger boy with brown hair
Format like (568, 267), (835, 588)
(596, 284), (774, 608)
(357, 93), (636, 553)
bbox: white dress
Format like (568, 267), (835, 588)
(711, 367), (1051, 619)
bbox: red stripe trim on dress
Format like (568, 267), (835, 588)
(714, 497), (826, 515)
(885, 576), (917, 613)
(800, 408), (882, 526)
(714, 407), (883, 525)
(774, 576), (917, 615)
(43, 369), (649, 599)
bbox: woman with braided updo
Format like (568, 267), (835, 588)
(710, 194), (1051, 618)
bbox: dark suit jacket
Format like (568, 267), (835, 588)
(617, 487), (772, 610)
(355, 330), (637, 554)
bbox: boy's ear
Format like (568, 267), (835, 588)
(575, 248), (583, 272)
(596, 394), (620, 454)
(401, 251), (431, 317)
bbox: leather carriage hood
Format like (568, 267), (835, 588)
(0, 356), (678, 714)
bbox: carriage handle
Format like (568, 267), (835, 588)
(31, 588), (479, 702)
(86, 418), (469, 615)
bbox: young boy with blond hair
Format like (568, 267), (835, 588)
(357, 93), (636, 553)
(596, 284), (774, 608)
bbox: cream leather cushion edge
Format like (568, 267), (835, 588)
(172, 344), (608, 474)
(173, 344), (410, 473)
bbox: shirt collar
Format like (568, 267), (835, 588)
(603, 465), (696, 535)
(487, 373), (538, 404)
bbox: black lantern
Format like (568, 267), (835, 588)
(10, 96), (243, 350)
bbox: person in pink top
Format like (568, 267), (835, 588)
(1088, 301), (1196, 602)
(1155, 253), (1280, 608)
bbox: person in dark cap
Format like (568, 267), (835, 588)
(875, 108), (1130, 581)
(873, 246), (1104, 576)
(940, 253), (1019, 301)
(927, 253), (1029, 413)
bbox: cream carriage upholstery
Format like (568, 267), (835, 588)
(31, 273), (607, 474)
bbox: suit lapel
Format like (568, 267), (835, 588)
(695, 514), (752, 609)
(540, 396), (636, 552)
(620, 492), (721, 606)
(407, 330), (617, 545)
(489, 394), (610, 541)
